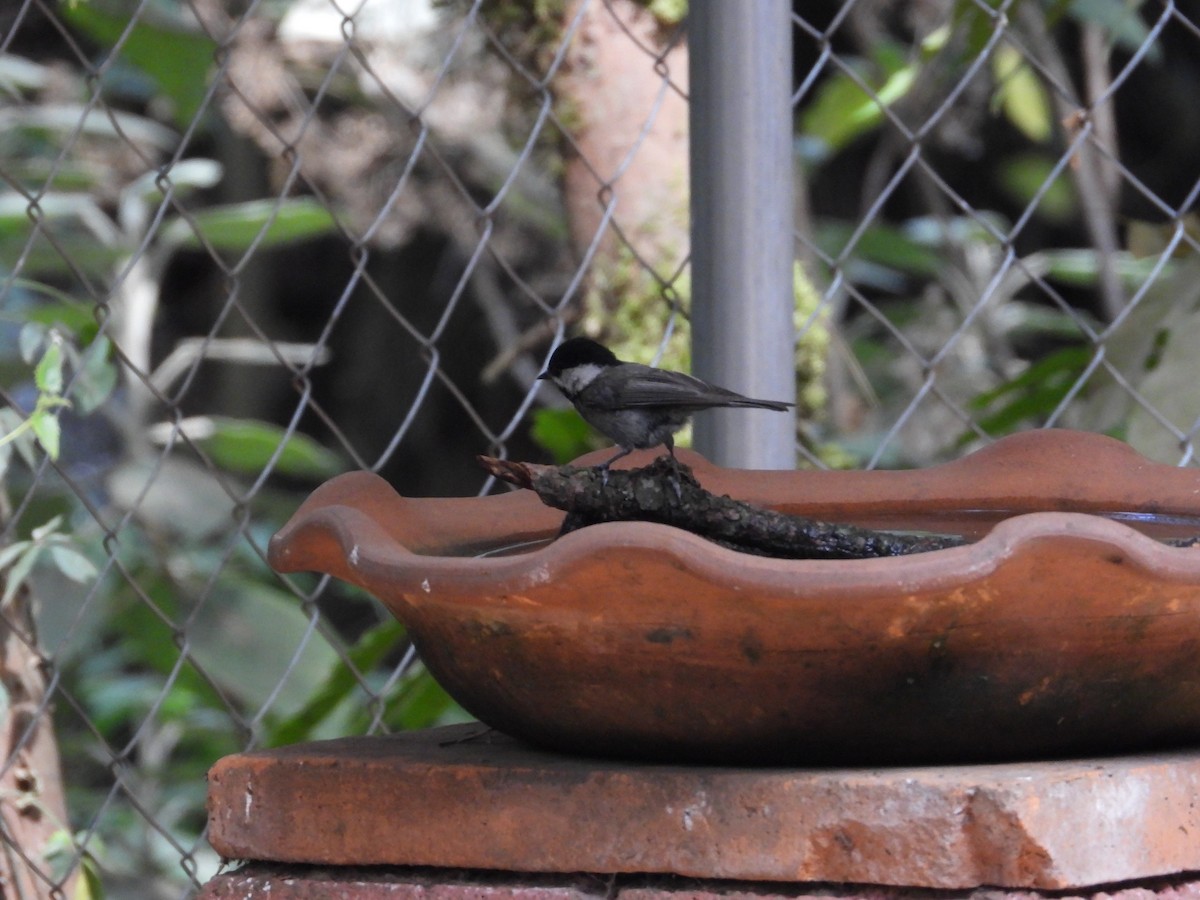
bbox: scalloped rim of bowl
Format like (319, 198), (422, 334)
(266, 429), (1200, 764)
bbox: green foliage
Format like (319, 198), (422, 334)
(950, 0), (1008, 58)
(268, 619), (408, 747)
(0, 324), (118, 478)
(43, 830), (104, 900)
(1064, 0), (1161, 59)
(792, 262), (831, 422)
(378, 661), (468, 730)
(9, 281), (99, 336)
(991, 44), (1053, 143)
(816, 221), (944, 283)
(62, 1), (217, 128)
(530, 407), (598, 463)
(0, 515), (97, 608)
(160, 198), (341, 255)
(0, 330), (73, 467)
(1039, 249), (1164, 288)
(962, 346), (1092, 443)
(271, 616), (467, 746)
(185, 573), (345, 720)
(800, 41), (919, 164)
(804, 0), (1161, 176)
(195, 417), (344, 480)
(70, 336), (118, 415)
(643, 0), (687, 26)
(953, 0), (1161, 62)
(0, 23), (427, 895)
(996, 154), (1076, 223)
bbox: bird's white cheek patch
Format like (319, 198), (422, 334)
(558, 363), (606, 396)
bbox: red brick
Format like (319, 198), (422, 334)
(198, 866), (1200, 900)
(207, 725), (1200, 890)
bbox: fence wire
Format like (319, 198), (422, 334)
(1, 0), (1199, 895)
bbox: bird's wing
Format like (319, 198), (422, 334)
(590, 365), (791, 410)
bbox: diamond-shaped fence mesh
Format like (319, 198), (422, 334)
(0, 0), (1198, 895)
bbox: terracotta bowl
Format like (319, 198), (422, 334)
(268, 430), (1200, 765)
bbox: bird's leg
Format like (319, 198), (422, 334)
(597, 446), (632, 487)
(663, 437), (683, 502)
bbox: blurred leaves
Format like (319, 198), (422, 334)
(963, 346), (1091, 442)
(0, 103), (178, 153)
(800, 41), (918, 164)
(0, 332), (73, 467)
(1065, 0), (1161, 60)
(70, 336), (118, 415)
(1039, 248), (1168, 288)
(43, 830), (104, 900)
(161, 198), (340, 254)
(268, 619), (466, 747)
(106, 457), (238, 540)
(991, 44), (1052, 143)
(996, 154), (1076, 223)
(0, 193), (128, 280)
(954, 0), (1159, 61)
(34, 338), (63, 395)
(0, 514), (97, 609)
(186, 574), (342, 720)
(816, 220), (944, 286)
(193, 417), (344, 480)
(268, 620), (408, 747)
(1126, 305), (1200, 460)
(530, 407), (598, 464)
(61, 2), (217, 128)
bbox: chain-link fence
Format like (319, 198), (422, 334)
(2, 0), (1199, 895)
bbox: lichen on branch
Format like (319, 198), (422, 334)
(478, 455), (967, 559)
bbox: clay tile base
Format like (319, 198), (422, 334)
(207, 724), (1200, 890)
(195, 865), (1200, 900)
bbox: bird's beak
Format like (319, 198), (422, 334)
(536, 371), (549, 380)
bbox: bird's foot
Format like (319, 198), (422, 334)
(665, 454), (683, 502)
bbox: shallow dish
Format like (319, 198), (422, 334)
(269, 430), (1200, 764)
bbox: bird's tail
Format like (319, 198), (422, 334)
(719, 397), (793, 411)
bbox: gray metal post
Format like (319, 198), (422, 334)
(689, 0), (796, 469)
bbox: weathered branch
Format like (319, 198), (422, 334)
(479, 456), (966, 559)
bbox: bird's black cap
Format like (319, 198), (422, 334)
(538, 337), (620, 379)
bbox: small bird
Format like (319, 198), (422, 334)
(538, 337), (793, 473)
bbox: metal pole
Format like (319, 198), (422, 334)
(689, 0), (795, 469)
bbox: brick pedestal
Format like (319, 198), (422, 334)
(202, 724), (1200, 897)
(199, 865), (1200, 900)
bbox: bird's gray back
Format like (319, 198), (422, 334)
(584, 364), (788, 411)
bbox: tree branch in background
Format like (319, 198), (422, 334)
(1019, 2), (1125, 322)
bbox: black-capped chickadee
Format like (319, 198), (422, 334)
(538, 337), (793, 471)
